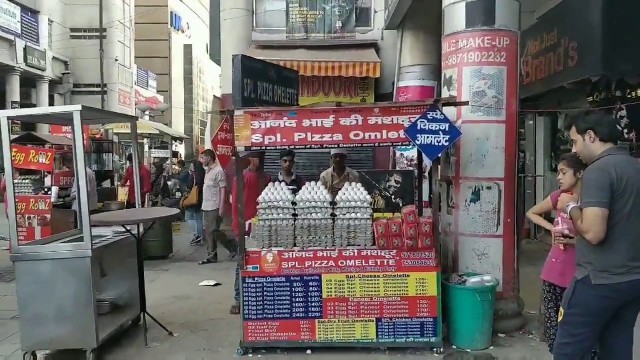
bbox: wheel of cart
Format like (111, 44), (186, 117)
(236, 346), (248, 356)
(86, 349), (98, 360)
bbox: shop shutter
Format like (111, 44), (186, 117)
(263, 148), (374, 182)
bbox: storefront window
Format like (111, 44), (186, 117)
(254, 0), (287, 29)
(254, 0), (374, 29)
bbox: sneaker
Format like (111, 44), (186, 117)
(227, 252), (238, 260)
(190, 236), (202, 246)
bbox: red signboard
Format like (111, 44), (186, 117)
(52, 170), (74, 188)
(212, 115), (233, 168)
(234, 104), (432, 150)
(11, 145), (55, 172)
(241, 249), (440, 344)
(50, 125), (92, 152)
(15, 195), (52, 244)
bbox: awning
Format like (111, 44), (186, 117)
(11, 132), (74, 146)
(102, 119), (189, 139)
(245, 46), (381, 78)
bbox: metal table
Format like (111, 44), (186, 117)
(91, 207), (180, 346)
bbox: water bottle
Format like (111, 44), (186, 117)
(465, 275), (495, 287)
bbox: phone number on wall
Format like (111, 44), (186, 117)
(443, 51), (507, 67)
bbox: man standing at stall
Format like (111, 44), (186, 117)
(553, 111), (640, 360)
(62, 153), (98, 213)
(198, 149), (235, 265)
(230, 151), (270, 315)
(120, 153), (152, 208)
(271, 149), (305, 194)
(320, 149), (360, 198)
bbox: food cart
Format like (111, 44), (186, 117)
(0, 105), (145, 360)
(232, 100), (462, 356)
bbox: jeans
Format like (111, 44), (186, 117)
(234, 262), (240, 304)
(184, 208), (203, 239)
(553, 276), (640, 360)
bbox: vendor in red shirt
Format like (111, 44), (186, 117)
(120, 153), (152, 208)
(230, 151), (270, 315)
(231, 151), (270, 237)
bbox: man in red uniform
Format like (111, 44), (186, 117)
(230, 151), (269, 315)
(120, 153), (152, 208)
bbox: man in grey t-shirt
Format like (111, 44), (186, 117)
(553, 111), (640, 360)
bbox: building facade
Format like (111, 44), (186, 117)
(0, 0), (136, 169)
(135, 0), (221, 159)
(218, 0), (399, 178)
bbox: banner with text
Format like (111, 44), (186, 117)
(286, 0), (356, 39)
(11, 145), (55, 172)
(15, 195), (52, 243)
(300, 76), (374, 106)
(242, 248), (440, 344)
(234, 104), (431, 150)
(212, 114), (233, 169)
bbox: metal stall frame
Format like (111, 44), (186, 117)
(231, 99), (467, 356)
(0, 105), (143, 360)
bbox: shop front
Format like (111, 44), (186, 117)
(244, 46), (381, 179)
(519, 0), (640, 221)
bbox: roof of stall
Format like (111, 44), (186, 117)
(0, 105), (138, 126)
(10, 132), (73, 146)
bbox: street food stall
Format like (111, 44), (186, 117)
(102, 119), (188, 166)
(0, 105), (146, 360)
(101, 119), (188, 259)
(232, 100), (463, 356)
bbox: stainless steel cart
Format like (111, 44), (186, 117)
(0, 105), (145, 360)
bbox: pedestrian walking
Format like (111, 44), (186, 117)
(198, 149), (236, 264)
(553, 110), (640, 360)
(183, 160), (205, 246)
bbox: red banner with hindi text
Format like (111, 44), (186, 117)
(234, 104), (433, 150)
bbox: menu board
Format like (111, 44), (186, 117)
(241, 249), (440, 344)
(15, 195), (52, 243)
(11, 145), (55, 172)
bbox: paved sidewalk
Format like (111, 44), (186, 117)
(0, 209), (635, 358)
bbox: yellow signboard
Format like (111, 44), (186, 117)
(299, 76), (374, 105)
(321, 272), (438, 298)
(316, 319), (377, 342)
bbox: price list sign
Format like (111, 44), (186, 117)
(241, 249), (440, 344)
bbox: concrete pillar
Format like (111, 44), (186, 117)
(220, 0), (252, 108)
(441, 0), (524, 333)
(35, 77), (50, 133)
(398, 0), (441, 83)
(5, 68), (21, 109)
(392, 0), (441, 210)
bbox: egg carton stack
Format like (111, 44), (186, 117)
(334, 182), (373, 247)
(295, 181), (333, 248)
(14, 175), (43, 195)
(254, 182), (295, 248)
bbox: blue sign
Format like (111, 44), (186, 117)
(404, 105), (462, 161)
(169, 11), (190, 34)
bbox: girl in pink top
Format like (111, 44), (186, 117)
(526, 153), (585, 354)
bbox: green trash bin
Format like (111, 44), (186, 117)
(443, 273), (498, 350)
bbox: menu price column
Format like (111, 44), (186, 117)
(376, 318), (438, 342)
(242, 275), (323, 320)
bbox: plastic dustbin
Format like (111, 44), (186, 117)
(443, 273), (498, 350)
(142, 220), (174, 259)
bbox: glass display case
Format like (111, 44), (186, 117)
(0, 105), (145, 360)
